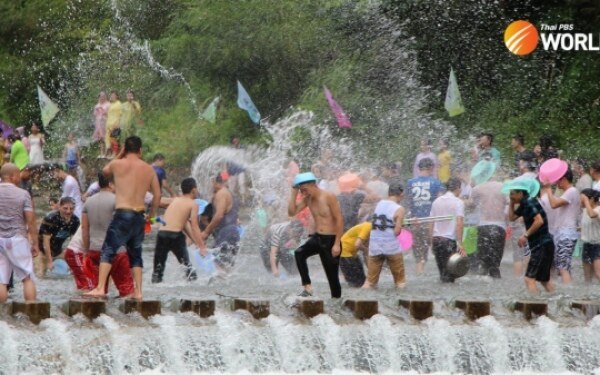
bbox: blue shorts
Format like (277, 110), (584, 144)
(582, 242), (600, 264)
(100, 209), (145, 268)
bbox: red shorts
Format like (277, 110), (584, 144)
(64, 249), (95, 290)
(86, 250), (135, 297)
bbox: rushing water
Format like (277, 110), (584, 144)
(2, 229), (600, 374)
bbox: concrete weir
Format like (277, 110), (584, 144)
(232, 298), (270, 319)
(399, 299), (433, 320)
(68, 298), (106, 320)
(11, 301), (51, 324)
(344, 299), (378, 320)
(455, 300), (490, 320)
(571, 300), (600, 319)
(180, 299), (215, 318)
(121, 299), (161, 319)
(295, 298), (324, 318)
(513, 300), (547, 320)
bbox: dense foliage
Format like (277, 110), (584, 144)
(0, 0), (598, 165)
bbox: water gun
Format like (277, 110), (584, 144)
(144, 216), (166, 233)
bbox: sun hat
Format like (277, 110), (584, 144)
(539, 158), (568, 184)
(470, 159), (497, 186)
(337, 173), (361, 193)
(501, 178), (540, 197)
(293, 172), (317, 188)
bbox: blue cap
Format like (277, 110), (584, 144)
(293, 172), (317, 188)
(194, 199), (209, 215)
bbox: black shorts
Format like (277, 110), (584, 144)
(525, 241), (554, 282)
(582, 242), (600, 264)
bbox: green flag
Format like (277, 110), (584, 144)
(444, 67), (465, 117)
(37, 85), (60, 127)
(201, 96), (219, 124)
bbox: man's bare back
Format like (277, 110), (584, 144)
(161, 197), (195, 232)
(104, 154), (160, 214)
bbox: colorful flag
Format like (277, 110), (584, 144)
(236, 81), (260, 125)
(37, 85), (60, 127)
(202, 96), (220, 124)
(323, 86), (352, 128)
(444, 67), (465, 117)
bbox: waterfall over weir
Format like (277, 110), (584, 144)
(1, 303), (600, 374)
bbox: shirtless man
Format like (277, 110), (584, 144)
(86, 136), (160, 300)
(201, 174), (240, 272)
(152, 177), (207, 283)
(288, 172), (343, 298)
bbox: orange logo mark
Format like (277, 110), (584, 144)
(504, 20), (539, 55)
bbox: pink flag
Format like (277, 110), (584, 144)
(323, 86), (352, 129)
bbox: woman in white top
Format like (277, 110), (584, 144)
(580, 189), (600, 283)
(541, 168), (579, 284)
(28, 123), (45, 164)
(363, 180), (406, 289)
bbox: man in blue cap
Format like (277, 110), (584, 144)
(288, 172), (343, 298)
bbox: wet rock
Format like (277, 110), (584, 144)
(455, 300), (490, 320)
(344, 299), (378, 320)
(514, 300), (547, 320)
(68, 298), (106, 320)
(295, 298), (324, 318)
(232, 299), (270, 319)
(11, 301), (50, 324)
(180, 299), (215, 318)
(399, 299), (433, 320)
(122, 299), (161, 319)
(571, 300), (600, 320)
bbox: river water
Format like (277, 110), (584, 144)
(2, 226), (600, 374)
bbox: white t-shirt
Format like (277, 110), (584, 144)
(539, 194), (556, 235)
(553, 187), (579, 238)
(369, 199), (402, 256)
(431, 192), (465, 240)
(63, 175), (83, 218)
(581, 206), (600, 244)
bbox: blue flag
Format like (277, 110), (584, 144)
(236, 80), (261, 124)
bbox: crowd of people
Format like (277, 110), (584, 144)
(1, 126), (600, 303)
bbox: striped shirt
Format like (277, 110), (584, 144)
(0, 183), (33, 238)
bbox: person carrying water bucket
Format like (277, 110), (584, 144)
(288, 172), (343, 298)
(363, 179), (406, 289)
(152, 177), (207, 283)
(430, 178), (466, 283)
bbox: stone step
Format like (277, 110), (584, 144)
(295, 298), (324, 318)
(455, 300), (490, 320)
(513, 300), (547, 320)
(232, 299), (270, 319)
(344, 299), (378, 320)
(68, 299), (106, 320)
(399, 299), (433, 321)
(571, 300), (600, 319)
(11, 301), (50, 324)
(121, 300), (161, 319)
(180, 299), (215, 318)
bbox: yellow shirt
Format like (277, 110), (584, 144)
(106, 100), (123, 131)
(341, 222), (372, 257)
(120, 100), (141, 132)
(437, 150), (452, 183)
